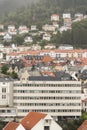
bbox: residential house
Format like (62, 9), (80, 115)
(8, 25), (15, 30)
(58, 44), (73, 50)
(51, 14), (59, 21)
(75, 13), (84, 19)
(3, 112), (62, 130)
(59, 26), (71, 33)
(44, 44), (56, 49)
(31, 25), (37, 31)
(63, 13), (72, 27)
(42, 24), (56, 32)
(31, 44), (41, 50)
(18, 25), (29, 34)
(3, 33), (12, 42)
(24, 36), (33, 43)
(43, 33), (51, 41)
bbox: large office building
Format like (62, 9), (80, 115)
(0, 71), (82, 121)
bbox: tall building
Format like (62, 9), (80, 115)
(0, 72), (82, 121)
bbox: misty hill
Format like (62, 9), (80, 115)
(0, 0), (38, 14)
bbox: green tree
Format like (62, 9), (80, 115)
(1, 64), (9, 74)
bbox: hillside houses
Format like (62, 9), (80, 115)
(0, 12), (86, 44)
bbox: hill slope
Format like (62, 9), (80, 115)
(0, 0), (38, 14)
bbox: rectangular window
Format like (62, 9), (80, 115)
(2, 88), (6, 93)
(44, 126), (50, 130)
(2, 95), (6, 99)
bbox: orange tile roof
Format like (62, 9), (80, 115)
(21, 112), (47, 130)
(43, 55), (53, 63)
(78, 120), (87, 130)
(42, 71), (55, 77)
(3, 121), (19, 130)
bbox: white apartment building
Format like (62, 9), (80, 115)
(0, 75), (82, 121)
(13, 72), (82, 120)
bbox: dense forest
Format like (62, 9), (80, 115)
(0, 0), (87, 48)
(1, 0), (87, 25)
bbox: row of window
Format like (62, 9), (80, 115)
(14, 96), (81, 100)
(0, 109), (16, 113)
(14, 90), (81, 93)
(18, 109), (81, 113)
(14, 103), (81, 106)
(14, 83), (80, 87)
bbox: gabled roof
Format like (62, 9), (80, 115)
(21, 112), (47, 130)
(3, 121), (19, 130)
(78, 120), (87, 130)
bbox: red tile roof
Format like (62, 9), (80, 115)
(43, 55), (53, 63)
(3, 121), (19, 130)
(21, 112), (47, 130)
(78, 120), (87, 130)
(3, 112), (47, 130)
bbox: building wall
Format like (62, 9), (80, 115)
(13, 80), (82, 119)
(0, 81), (13, 106)
(32, 116), (62, 130)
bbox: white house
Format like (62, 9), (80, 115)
(3, 112), (62, 130)
(8, 25), (15, 30)
(75, 13), (84, 19)
(3, 33), (12, 41)
(43, 33), (51, 41)
(18, 25), (29, 34)
(63, 13), (71, 19)
(8, 25), (17, 35)
(44, 44), (56, 49)
(58, 44), (73, 50)
(59, 26), (71, 33)
(51, 14), (59, 21)
(42, 24), (56, 32)
(31, 25), (37, 31)
(24, 36), (33, 43)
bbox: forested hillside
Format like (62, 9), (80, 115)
(1, 0), (87, 26)
(0, 0), (38, 14)
(0, 0), (87, 48)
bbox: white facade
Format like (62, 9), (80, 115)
(13, 80), (82, 119)
(18, 25), (29, 34)
(63, 13), (71, 19)
(24, 36), (33, 43)
(31, 25), (37, 31)
(3, 33), (12, 41)
(58, 44), (73, 50)
(51, 14), (59, 21)
(59, 26), (71, 33)
(0, 80), (13, 106)
(0, 79), (17, 121)
(32, 114), (62, 130)
(43, 33), (51, 41)
(42, 24), (56, 32)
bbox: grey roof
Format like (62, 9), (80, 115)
(0, 77), (14, 82)
(29, 71), (73, 81)
(29, 76), (59, 81)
